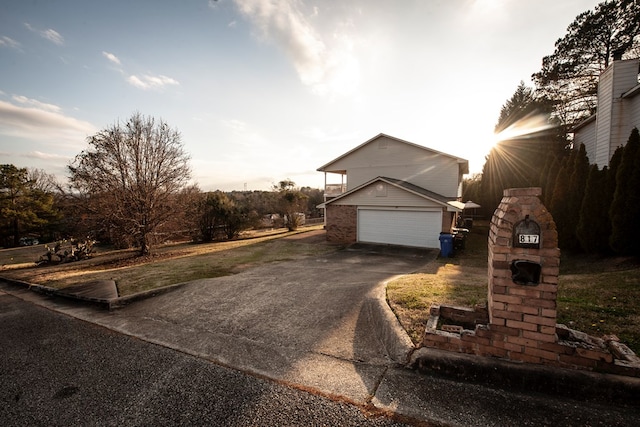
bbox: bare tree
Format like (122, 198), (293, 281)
(67, 113), (192, 255)
(273, 179), (308, 231)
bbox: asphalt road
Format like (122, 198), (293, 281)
(3, 236), (640, 427)
(0, 291), (408, 427)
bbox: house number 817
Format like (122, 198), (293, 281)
(518, 234), (539, 244)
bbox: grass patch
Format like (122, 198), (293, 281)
(387, 220), (640, 354)
(557, 269), (640, 354)
(0, 226), (339, 296)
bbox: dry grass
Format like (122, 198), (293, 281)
(0, 226), (338, 296)
(3, 222), (639, 354)
(557, 267), (640, 354)
(386, 221), (640, 354)
(387, 224), (489, 344)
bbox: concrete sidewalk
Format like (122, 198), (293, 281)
(2, 240), (639, 426)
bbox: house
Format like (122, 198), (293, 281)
(572, 58), (640, 167)
(317, 133), (468, 248)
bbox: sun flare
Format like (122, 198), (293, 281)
(493, 112), (557, 143)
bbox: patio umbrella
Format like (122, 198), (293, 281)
(463, 201), (481, 209)
(463, 201), (481, 224)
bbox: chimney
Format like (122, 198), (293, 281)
(612, 47), (625, 61)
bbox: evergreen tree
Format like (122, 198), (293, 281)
(0, 164), (58, 247)
(479, 82), (558, 217)
(565, 144), (591, 251)
(543, 156), (560, 207)
(577, 165), (610, 253)
(603, 146), (624, 251)
(610, 128), (640, 255)
(550, 158), (572, 249)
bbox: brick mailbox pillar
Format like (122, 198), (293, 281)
(487, 187), (560, 358)
(421, 187), (640, 374)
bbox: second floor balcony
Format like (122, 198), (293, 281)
(325, 183), (347, 198)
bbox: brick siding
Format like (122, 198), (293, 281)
(325, 205), (357, 244)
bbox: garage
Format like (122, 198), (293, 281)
(357, 209), (441, 248)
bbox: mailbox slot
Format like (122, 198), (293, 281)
(510, 260), (541, 286)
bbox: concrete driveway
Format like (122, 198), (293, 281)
(7, 232), (435, 403)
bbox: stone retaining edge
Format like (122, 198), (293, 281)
(0, 276), (186, 310)
(366, 278), (415, 364)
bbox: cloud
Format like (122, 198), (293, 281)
(22, 151), (70, 161)
(221, 118), (248, 132)
(0, 36), (21, 49)
(127, 74), (180, 90)
(0, 98), (95, 148)
(102, 51), (121, 65)
(12, 95), (61, 113)
(99, 50), (177, 91)
(25, 23), (64, 45)
(233, 0), (361, 96)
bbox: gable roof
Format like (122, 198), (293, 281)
(570, 114), (597, 133)
(622, 83), (640, 99)
(317, 133), (469, 174)
(318, 176), (462, 212)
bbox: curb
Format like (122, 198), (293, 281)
(409, 346), (640, 406)
(0, 277), (186, 310)
(366, 280), (415, 364)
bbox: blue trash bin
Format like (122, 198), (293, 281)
(439, 233), (453, 257)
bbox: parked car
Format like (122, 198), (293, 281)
(19, 237), (39, 246)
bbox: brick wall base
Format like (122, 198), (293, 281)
(422, 304), (640, 377)
(325, 205), (357, 244)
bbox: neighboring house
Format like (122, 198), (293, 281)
(572, 58), (640, 167)
(317, 133), (468, 248)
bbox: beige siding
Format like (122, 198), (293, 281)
(328, 135), (460, 197)
(589, 60), (640, 167)
(610, 61), (640, 156)
(595, 66), (614, 167)
(329, 180), (445, 208)
(574, 120), (597, 163)
(630, 95), (640, 132)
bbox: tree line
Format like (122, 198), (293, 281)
(464, 0), (639, 256)
(0, 113), (323, 254)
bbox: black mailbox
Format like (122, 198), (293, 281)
(510, 260), (541, 286)
(513, 215), (540, 249)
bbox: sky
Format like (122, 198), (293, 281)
(0, 0), (604, 191)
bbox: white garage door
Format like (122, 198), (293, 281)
(358, 209), (441, 248)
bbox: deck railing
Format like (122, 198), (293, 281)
(325, 183), (346, 197)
